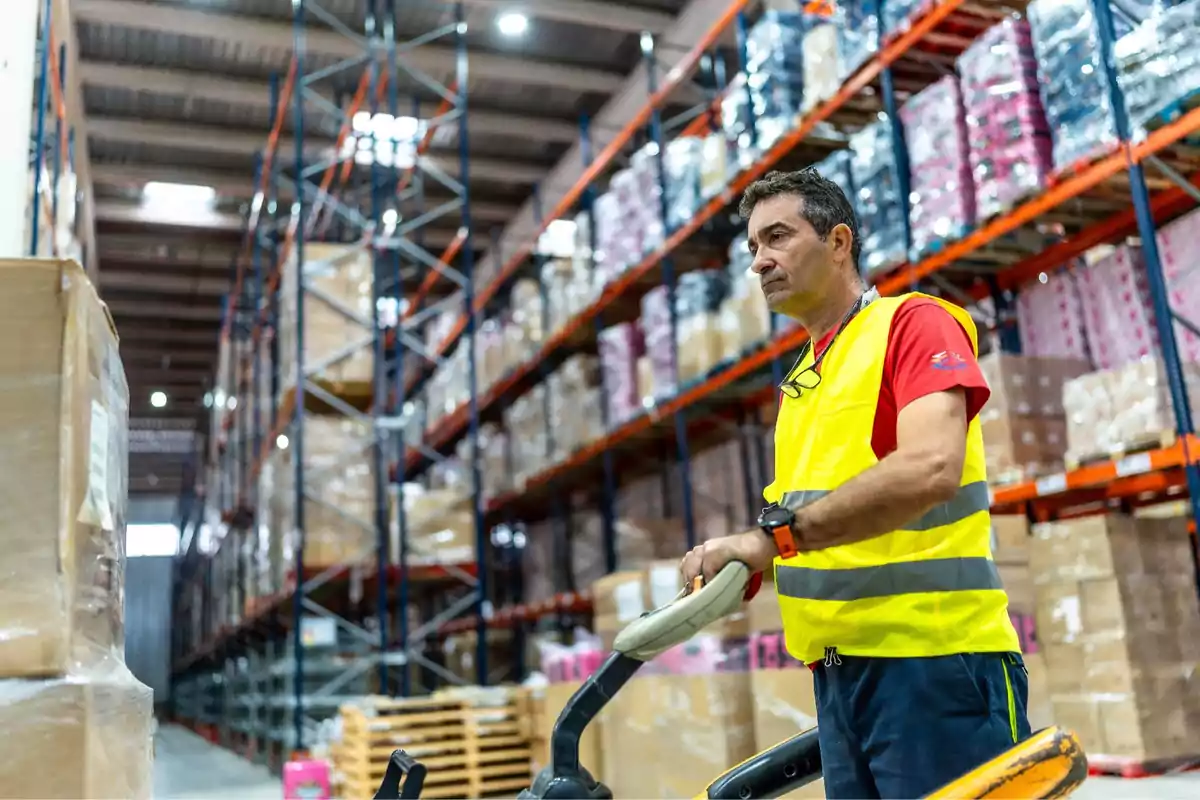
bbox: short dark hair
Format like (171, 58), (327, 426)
(738, 168), (861, 269)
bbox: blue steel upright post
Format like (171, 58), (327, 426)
(454, 1), (489, 687)
(290, 0), (308, 753)
(1091, 0), (1200, 534)
(643, 32), (697, 550)
(579, 113), (619, 574)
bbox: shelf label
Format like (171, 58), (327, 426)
(300, 616), (337, 648)
(1035, 473), (1067, 496)
(1114, 452), (1153, 477)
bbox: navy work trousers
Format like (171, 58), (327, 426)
(814, 651), (1032, 799)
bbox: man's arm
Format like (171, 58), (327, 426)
(791, 388), (970, 550)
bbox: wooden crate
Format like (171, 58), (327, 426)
(332, 689), (533, 800)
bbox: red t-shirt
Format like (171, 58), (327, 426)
(742, 297), (991, 611)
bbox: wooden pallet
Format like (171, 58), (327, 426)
(1064, 429), (1177, 472)
(332, 690), (533, 800)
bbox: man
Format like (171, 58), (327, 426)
(680, 169), (1030, 799)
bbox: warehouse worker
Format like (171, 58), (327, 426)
(680, 169), (1030, 799)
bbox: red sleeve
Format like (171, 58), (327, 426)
(742, 570), (764, 601)
(885, 299), (991, 423)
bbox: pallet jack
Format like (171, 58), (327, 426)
(374, 561), (1090, 799)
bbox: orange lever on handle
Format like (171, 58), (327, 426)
(692, 576), (704, 593)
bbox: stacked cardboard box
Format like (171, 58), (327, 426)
(1031, 513), (1200, 763)
(979, 353), (1090, 483)
(278, 242), (374, 389)
(1063, 357), (1200, 464)
(0, 259), (153, 799)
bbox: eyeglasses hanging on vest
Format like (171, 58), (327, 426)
(778, 288), (880, 399)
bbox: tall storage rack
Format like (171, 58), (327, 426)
(410, 0), (1200, 658)
(28, 0), (78, 259)
(171, 0), (486, 763)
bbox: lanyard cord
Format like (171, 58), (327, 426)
(780, 288), (877, 389)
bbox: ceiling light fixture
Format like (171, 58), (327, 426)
(497, 11), (528, 37)
(150, 391), (168, 409)
(142, 182), (216, 209)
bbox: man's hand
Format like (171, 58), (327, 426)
(680, 531), (777, 592)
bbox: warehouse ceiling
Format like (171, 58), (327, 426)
(77, 0), (735, 498)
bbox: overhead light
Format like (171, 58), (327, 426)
(382, 208), (399, 227)
(150, 391), (168, 409)
(203, 392), (214, 408)
(276, 434), (290, 450)
(497, 11), (528, 37)
(142, 182), (216, 209)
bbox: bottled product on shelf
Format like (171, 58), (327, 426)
(743, 9), (809, 150)
(801, 21), (840, 113)
(1115, 0), (1200, 137)
(1027, 0), (1119, 172)
(882, 0), (934, 35)
(901, 75), (976, 259)
(835, 0), (880, 82)
(849, 116), (908, 276)
(1063, 357), (1200, 464)
(958, 16), (1053, 221)
(663, 136), (706, 232)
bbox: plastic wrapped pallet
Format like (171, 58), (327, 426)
(640, 285), (677, 399)
(850, 117), (908, 277)
(1154, 206), (1200, 363)
(835, 0), (880, 82)
(0, 259), (130, 678)
(663, 136), (705, 232)
(1114, 1), (1200, 138)
(1075, 245), (1159, 371)
(958, 17), (1054, 220)
(901, 76), (975, 259)
(506, 386), (549, 487)
(882, 0), (934, 35)
(744, 10), (808, 150)
(676, 270), (728, 384)
(1016, 268), (1092, 361)
(547, 355), (603, 461)
(1027, 0), (1119, 172)
(718, 262), (772, 360)
(1062, 357), (1200, 464)
(275, 415), (376, 570)
(598, 322), (643, 427)
(1031, 513), (1200, 764)
(278, 242), (374, 389)
(801, 22), (840, 113)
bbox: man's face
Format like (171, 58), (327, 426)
(747, 194), (838, 316)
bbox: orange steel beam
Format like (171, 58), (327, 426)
(307, 69), (374, 238)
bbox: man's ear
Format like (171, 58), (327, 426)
(829, 223), (854, 263)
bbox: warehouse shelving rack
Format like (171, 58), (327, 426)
(409, 0), (1200, 646)
(171, 0), (489, 761)
(29, 0), (76, 258)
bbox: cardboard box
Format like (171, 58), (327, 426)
(750, 670), (824, 798)
(600, 674), (755, 799)
(0, 670), (153, 799)
(1031, 513), (1200, 761)
(0, 259), (128, 678)
(991, 515), (1030, 565)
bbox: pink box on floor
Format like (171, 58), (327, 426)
(283, 758), (332, 800)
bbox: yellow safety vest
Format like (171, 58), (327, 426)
(765, 292), (1020, 663)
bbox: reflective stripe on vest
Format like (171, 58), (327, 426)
(776, 556), (1004, 602)
(779, 481), (991, 532)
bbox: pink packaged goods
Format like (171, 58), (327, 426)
(1155, 209), (1200, 363)
(958, 17), (1053, 221)
(1016, 269), (1091, 362)
(598, 322), (643, 426)
(901, 75), (976, 258)
(1076, 245), (1160, 371)
(640, 286), (677, 398)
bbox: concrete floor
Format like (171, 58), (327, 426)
(152, 723), (1198, 799)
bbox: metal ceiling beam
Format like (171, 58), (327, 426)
(108, 301), (222, 323)
(126, 366), (214, 382)
(442, 0), (673, 33)
(122, 351), (217, 367)
(74, 0), (624, 94)
(79, 61), (581, 144)
(89, 168), (519, 222)
(99, 271), (229, 295)
(95, 198), (242, 232)
(100, 240), (236, 269)
(88, 117), (547, 184)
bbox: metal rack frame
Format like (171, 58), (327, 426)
(175, 0), (1200, 727)
(29, 0), (75, 258)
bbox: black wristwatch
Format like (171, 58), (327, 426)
(757, 503), (798, 558)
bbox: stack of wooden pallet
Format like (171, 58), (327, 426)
(331, 688), (534, 799)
